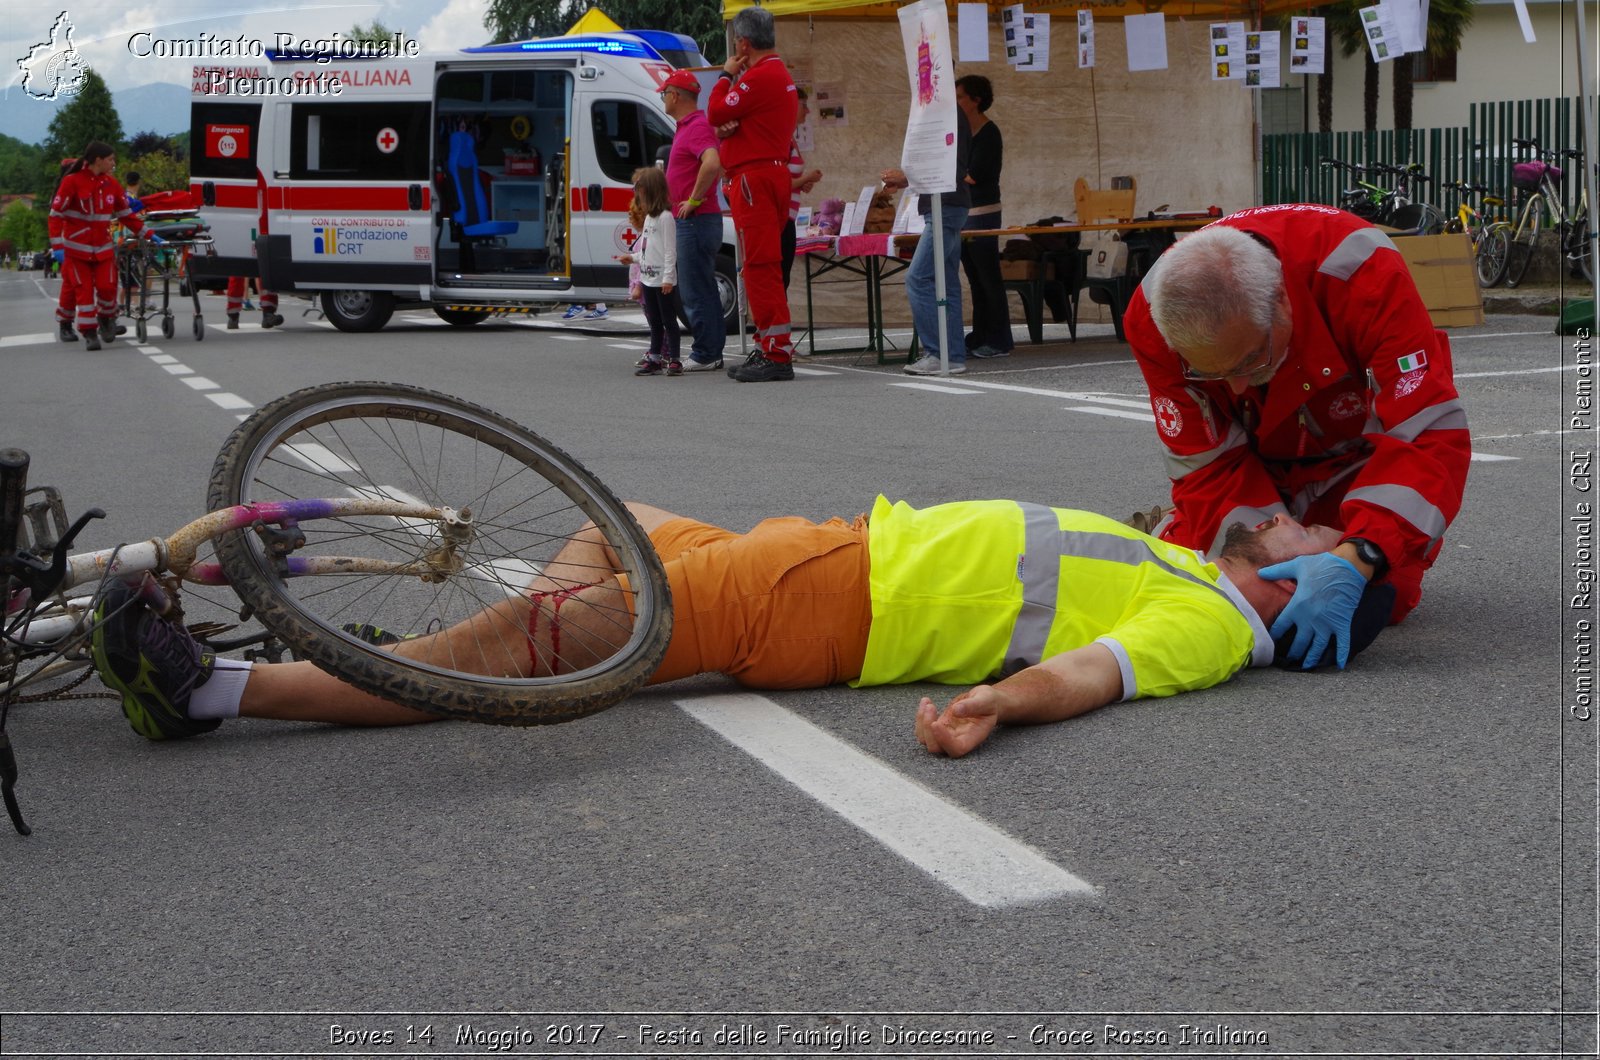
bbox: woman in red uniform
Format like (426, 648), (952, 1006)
(49, 141), (144, 350)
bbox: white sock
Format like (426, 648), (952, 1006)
(189, 658), (252, 719)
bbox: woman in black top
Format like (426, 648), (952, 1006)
(956, 75), (1012, 357)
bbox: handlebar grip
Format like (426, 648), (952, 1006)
(1512, 137), (1538, 149)
(0, 448), (29, 560)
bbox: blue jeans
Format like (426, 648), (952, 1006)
(907, 202), (968, 363)
(675, 212), (725, 364)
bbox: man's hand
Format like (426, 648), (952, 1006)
(715, 120), (740, 139)
(722, 54), (747, 78)
(676, 202), (696, 219)
(1260, 552), (1367, 669)
(880, 168), (908, 189)
(915, 687), (1003, 758)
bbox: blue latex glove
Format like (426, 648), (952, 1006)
(1259, 552), (1367, 670)
(51, 249), (63, 263)
(147, 233), (165, 245)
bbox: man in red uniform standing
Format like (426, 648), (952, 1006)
(1123, 203), (1470, 670)
(49, 141), (145, 351)
(707, 6), (798, 383)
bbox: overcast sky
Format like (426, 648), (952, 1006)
(5, 0), (496, 94)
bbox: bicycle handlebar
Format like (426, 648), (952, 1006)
(0, 448), (28, 562)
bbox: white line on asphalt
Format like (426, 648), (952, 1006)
(148, 353), (177, 364)
(1064, 405), (1153, 422)
(676, 693), (1098, 907)
(0, 333), (54, 347)
(1453, 330), (1560, 340)
(1457, 365), (1581, 378)
(791, 365), (840, 377)
(161, 363), (193, 375)
(548, 334), (588, 342)
(1477, 428), (1587, 440)
(1470, 452), (1518, 462)
(206, 393), (254, 411)
(181, 376), (220, 391)
(891, 381), (985, 394)
(284, 443), (359, 475)
(134, 345), (161, 354)
(608, 342), (648, 350)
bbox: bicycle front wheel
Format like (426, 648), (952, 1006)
(1504, 200), (1545, 288)
(1475, 224), (1510, 288)
(206, 383), (672, 726)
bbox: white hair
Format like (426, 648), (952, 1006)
(1147, 226), (1284, 353)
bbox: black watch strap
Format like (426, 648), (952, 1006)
(1345, 537), (1387, 576)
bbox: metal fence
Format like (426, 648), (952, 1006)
(1262, 96), (1589, 222)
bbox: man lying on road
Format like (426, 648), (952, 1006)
(92, 496), (1391, 758)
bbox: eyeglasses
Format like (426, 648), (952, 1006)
(1180, 321), (1283, 382)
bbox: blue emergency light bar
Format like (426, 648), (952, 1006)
(462, 36), (661, 59)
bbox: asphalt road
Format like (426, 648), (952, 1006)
(0, 268), (1593, 1058)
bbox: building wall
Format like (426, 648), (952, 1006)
(776, 14), (1259, 325)
(1327, 2), (1584, 133)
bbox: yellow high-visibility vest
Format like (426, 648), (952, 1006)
(854, 497), (1272, 699)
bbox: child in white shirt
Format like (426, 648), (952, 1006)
(619, 166), (680, 376)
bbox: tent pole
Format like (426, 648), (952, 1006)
(1573, 0), (1598, 304)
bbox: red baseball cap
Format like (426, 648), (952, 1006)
(661, 70), (701, 95)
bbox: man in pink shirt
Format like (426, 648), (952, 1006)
(660, 70), (726, 372)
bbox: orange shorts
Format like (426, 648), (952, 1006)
(646, 513), (873, 689)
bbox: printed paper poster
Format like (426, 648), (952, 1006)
(1077, 9), (1095, 69)
(1290, 17), (1325, 75)
(812, 81), (848, 127)
(1017, 13), (1050, 72)
(1124, 12), (1168, 72)
(897, 0), (959, 195)
(1243, 30), (1280, 88)
(1358, 4), (1403, 62)
(957, 3), (989, 63)
(1209, 22), (1245, 80)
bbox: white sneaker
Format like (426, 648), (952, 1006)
(902, 355), (966, 376)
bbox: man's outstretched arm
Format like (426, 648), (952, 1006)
(915, 643), (1124, 758)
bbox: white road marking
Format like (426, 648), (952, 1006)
(1064, 405), (1153, 422)
(284, 443), (360, 475)
(791, 365), (840, 377)
(206, 393), (254, 411)
(0, 333), (55, 347)
(608, 342), (648, 350)
(677, 693), (1098, 908)
(1457, 365), (1582, 378)
(1477, 427), (1588, 440)
(1470, 452), (1518, 462)
(162, 363), (193, 375)
(181, 376), (220, 391)
(548, 333), (588, 342)
(134, 345), (161, 354)
(891, 381), (985, 394)
(148, 354), (178, 364)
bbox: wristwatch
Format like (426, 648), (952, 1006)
(1343, 537), (1387, 577)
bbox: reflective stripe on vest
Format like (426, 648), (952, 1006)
(1005, 501), (1236, 675)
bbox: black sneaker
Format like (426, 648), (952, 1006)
(635, 360), (664, 376)
(58, 321), (78, 343)
(732, 354), (795, 382)
(226, 314), (240, 331)
(98, 318), (125, 342)
(91, 584), (221, 741)
(726, 351), (762, 379)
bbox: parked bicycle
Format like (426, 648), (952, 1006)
(1442, 179), (1511, 288)
(1320, 158), (1446, 234)
(1503, 137), (1593, 288)
(0, 383), (674, 835)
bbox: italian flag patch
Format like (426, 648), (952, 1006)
(1396, 350), (1428, 373)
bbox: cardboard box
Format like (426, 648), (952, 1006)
(1000, 259), (1044, 280)
(1390, 232), (1484, 328)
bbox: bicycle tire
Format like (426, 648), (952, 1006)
(1504, 199), (1545, 288)
(1475, 225), (1510, 288)
(206, 382), (672, 726)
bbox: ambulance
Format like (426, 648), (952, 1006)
(188, 30), (738, 332)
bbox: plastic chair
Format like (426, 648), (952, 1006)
(446, 130), (517, 271)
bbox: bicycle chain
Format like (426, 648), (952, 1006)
(4, 667), (115, 704)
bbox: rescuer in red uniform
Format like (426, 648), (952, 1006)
(49, 142), (145, 351)
(1122, 204), (1471, 669)
(707, 6), (798, 383)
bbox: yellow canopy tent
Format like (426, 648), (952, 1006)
(567, 7), (624, 33)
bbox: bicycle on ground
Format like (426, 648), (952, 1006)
(1442, 179), (1511, 288)
(0, 383), (673, 836)
(1502, 137), (1593, 288)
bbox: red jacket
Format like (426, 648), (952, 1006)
(49, 170), (143, 260)
(706, 55), (796, 173)
(1123, 204), (1471, 610)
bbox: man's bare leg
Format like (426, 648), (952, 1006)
(234, 503), (686, 726)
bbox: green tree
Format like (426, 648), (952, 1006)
(349, 19), (398, 42)
(0, 198), (46, 254)
(127, 151), (188, 193)
(43, 67), (123, 166)
(127, 130), (173, 158)
(1392, 0), (1474, 131)
(484, 1), (722, 60)
(486, 0), (576, 43)
(1318, 2), (1367, 133)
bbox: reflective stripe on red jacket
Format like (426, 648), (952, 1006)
(49, 170), (142, 260)
(706, 55), (796, 174)
(1123, 203), (1471, 591)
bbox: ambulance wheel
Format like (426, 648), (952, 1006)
(192, 315), (203, 341)
(136, 318), (148, 343)
(715, 253), (738, 335)
(434, 306), (489, 327)
(321, 290), (395, 333)
(162, 314), (176, 340)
